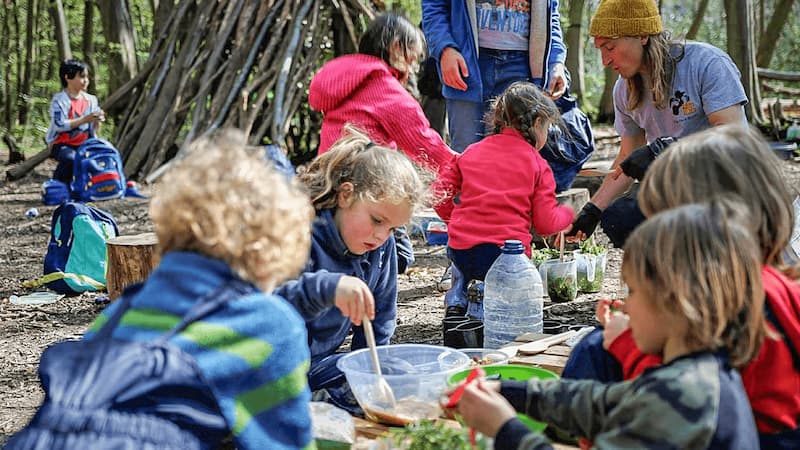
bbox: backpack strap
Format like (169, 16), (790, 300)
(155, 279), (255, 344)
(23, 272), (104, 290)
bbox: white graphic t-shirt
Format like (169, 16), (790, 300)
(476, 0), (530, 51)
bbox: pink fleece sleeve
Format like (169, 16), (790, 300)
(432, 155), (461, 222)
(530, 159), (574, 236)
(607, 328), (663, 380)
(377, 83), (456, 172)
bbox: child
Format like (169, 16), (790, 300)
(274, 126), (429, 413)
(309, 13), (456, 174)
(447, 200), (764, 449)
(45, 59), (105, 183)
(565, 125), (800, 448)
(7, 130), (315, 449)
(434, 81), (574, 320)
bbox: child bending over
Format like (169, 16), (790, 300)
(435, 81), (573, 320)
(447, 200), (764, 449)
(274, 126), (430, 413)
(8, 130), (315, 449)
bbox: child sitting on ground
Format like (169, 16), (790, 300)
(274, 126), (430, 413)
(7, 130), (315, 449)
(564, 125), (800, 449)
(447, 200), (764, 449)
(434, 81), (573, 321)
(45, 59), (105, 183)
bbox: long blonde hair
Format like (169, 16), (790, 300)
(623, 200), (766, 368)
(298, 125), (430, 211)
(639, 124), (798, 278)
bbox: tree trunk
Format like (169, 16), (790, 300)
(0, 1), (13, 130)
(724, 0), (763, 123)
(756, 0), (795, 68)
(47, 0), (71, 62)
(115, 0), (363, 181)
(105, 233), (159, 300)
(686, 0), (710, 40)
(597, 66), (617, 123)
(97, 0), (138, 110)
(19, 0), (39, 126)
(564, 0), (586, 105)
(83, 0), (99, 96)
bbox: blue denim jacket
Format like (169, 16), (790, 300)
(422, 0), (566, 103)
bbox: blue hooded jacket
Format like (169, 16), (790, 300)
(274, 208), (398, 365)
(422, 0), (566, 103)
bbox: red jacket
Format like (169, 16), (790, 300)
(433, 128), (574, 255)
(308, 54), (455, 172)
(608, 265), (800, 434)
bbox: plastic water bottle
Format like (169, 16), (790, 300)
(788, 121), (800, 142)
(483, 240), (544, 349)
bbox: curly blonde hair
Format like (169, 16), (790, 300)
(623, 200), (766, 368)
(298, 125), (431, 212)
(150, 130), (313, 292)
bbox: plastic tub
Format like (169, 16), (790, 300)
(337, 344), (470, 425)
(540, 259), (578, 302)
(448, 364), (559, 432)
(575, 249), (607, 293)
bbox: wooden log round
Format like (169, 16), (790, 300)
(106, 232), (159, 300)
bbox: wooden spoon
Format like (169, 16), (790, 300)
(362, 317), (397, 409)
(517, 330), (577, 355)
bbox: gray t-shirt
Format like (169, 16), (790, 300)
(476, 0), (530, 51)
(614, 42), (748, 141)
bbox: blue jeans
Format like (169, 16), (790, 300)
(446, 49), (536, 152)
(51, 144), (77, 183)
(600, 184), (646, 248)
(446, 244), (503, 320)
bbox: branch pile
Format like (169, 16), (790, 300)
(106, 0), (373, 179)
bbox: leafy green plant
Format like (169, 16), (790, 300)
(547, 275), (577, 303)
(531, 248), (560, 267)
(579, 239), (605, 256)
(576, 241), (607, 293)
(388, 419), (489, 450)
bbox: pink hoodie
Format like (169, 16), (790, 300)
(309, 54), (455, 172)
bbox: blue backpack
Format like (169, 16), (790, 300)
(25, 202), (119, 295)
(71, 138), (126, 202)
(5, 281), (253, 450)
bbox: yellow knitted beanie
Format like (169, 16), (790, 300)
(589, 0), (663, 37)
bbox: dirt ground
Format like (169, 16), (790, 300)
(0, 139), (798, 443)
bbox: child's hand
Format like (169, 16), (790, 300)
(602, 312), (630, 349)
(595, 299), (625, 326)
(452, 380), (516, 438)
(334, 276), (375, 326)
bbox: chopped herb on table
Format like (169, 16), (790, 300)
(388, 419), (489, 450)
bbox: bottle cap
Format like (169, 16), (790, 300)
(501, 239), (525, 254)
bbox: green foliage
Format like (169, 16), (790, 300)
(547, 274), (577, 303)
(531, 248), (561, 267)
(579, 239), (605, 256)
(388, 420), (489, 450)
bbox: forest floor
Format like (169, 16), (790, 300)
(0, 131), (798, 443)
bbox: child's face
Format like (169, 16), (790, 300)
(66, 70), (90, 92)
(622, 273), (673, 355)
(334, 184), (413, 255)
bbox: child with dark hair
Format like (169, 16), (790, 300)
(45, 59), (106, 183)
(447, 200), (764, 449)
(434, 81), (573, 320)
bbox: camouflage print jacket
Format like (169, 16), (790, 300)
(496, 352), (759, 450)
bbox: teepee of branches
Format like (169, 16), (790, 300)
(105, 0), (373, 180)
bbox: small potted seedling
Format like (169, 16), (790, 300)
(575, 238), (607, 293)
(531, 247), (560, 268)
(541, 232), (577, 303)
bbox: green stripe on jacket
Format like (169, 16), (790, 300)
(232, 360), (310, 435)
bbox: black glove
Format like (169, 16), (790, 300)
(619, 136), (677, 181)
(566, 202), (603, 238)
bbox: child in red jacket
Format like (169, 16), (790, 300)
(434, 81), (574, 321)
(564, 125), (800, 449)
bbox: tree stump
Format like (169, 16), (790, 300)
(106, 233), (159, 300)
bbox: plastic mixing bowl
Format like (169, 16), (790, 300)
(337, 344), (470, 425)
(448, 364), (559, 432)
